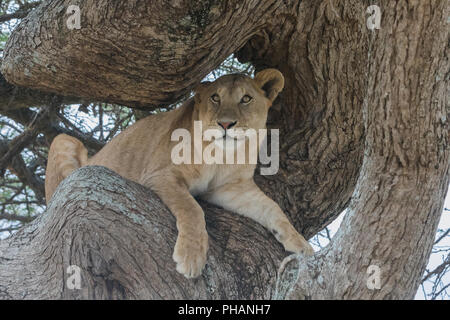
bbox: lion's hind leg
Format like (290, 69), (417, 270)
(45, 134), (88, 204)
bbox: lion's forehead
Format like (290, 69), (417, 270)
(216, 86), (246, 98)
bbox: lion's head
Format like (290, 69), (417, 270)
(193, 68), (284, 143)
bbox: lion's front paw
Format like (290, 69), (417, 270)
(274, 220), (314, 256)
(282, 233), (314, 256)
(172, 230), (209, 278)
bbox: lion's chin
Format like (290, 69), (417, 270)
(213, 136), (246, 149)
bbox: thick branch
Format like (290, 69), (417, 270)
(1, 0), (293, 108)
(275, 0), (449, 300)
(0, 166), (288, 299)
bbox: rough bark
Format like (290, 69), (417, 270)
(0, 166), (286, 299)
(275, 0), (449, 300)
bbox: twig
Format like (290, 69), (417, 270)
(0, 2), (41, 23)
(0, 213), (35, 223)
(0, 107), (50, 172)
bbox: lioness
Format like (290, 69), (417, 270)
(45, 69), (314, 278)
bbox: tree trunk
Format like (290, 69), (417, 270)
(0, 0), (448, 300)
(275, 1), (449, 299)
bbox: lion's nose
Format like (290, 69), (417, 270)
(217, 121), (237, 130)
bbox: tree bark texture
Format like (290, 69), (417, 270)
(1, 0), (285, 108)
(0, 0), (448, 300)
(0, 166), (287, 299)
(275, 0), (449, 300)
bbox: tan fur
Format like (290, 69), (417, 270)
(45, 134), (88, 201)
(45, 69), (313, 278)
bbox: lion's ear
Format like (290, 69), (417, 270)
(194, 81), (211, 94)
(254, 69), (285, 102)
(193, 81), (211, 103)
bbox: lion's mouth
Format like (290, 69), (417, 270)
(204, 126), (253, 143)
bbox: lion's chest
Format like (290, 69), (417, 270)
(188, 173), (213, 196)
(187, 165), (251, 196)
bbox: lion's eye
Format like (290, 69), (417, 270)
(241, 95), (252, 104)
(210, 94), (220, 103)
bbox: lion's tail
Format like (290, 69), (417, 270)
(45, 134), (88, 204)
